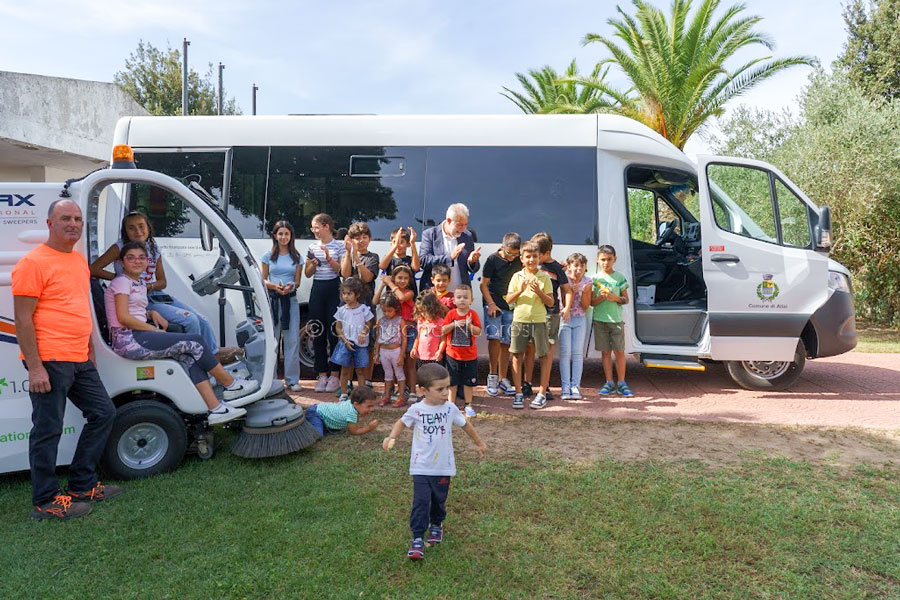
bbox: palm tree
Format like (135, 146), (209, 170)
(578, 0), (815, 149)
(501, 59), (617, 114)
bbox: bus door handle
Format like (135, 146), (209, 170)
(710, 254), (741, 263)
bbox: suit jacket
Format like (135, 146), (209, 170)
(418, 224), (480, 290)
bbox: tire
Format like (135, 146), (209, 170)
(101, 400), (189, 480)
(298, 313), (316, 370)
(725, 341), (807, 391)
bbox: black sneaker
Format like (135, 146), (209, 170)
(426, 524), (443, 545)
(522, 381), (533, 397)
(68, 482), (123, 503)
(29, 494), (92, 521)
(545, 390), (554, 401)
(408, 537), (425, 561)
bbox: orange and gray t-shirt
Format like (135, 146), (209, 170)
(11, 244), (93, 362)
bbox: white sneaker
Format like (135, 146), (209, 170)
(325, 375), (340, 393)
(499, 378), (516, 395)
(486, 374), (499, 396)
(560, 391), (573, 400)
(223, 377), (260, 400)
(339, 393), (349, 401)
(208, 403), (247, 425)
(465, 405), (477, 418)
(289, 383), (303, 392)
(530, 393), (547, 410)
(570, 386), (583, 399)
(314, 374), (328, 392)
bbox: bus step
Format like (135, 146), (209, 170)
(641, 355), (706, 372)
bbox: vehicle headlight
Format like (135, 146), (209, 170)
(828, 271), (852, 293)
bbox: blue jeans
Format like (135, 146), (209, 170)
(273, 298), (300, 385)
(304, 404), (325, 437)
(483, 308), (514, 345)
(558, 315), (587, 393)
(26, 361), (116, 506)
(147, 292), (219, 354)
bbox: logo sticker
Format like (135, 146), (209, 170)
(756, 274), (780, 302)
(136, 366), (155, 381)
(0, 377), (7, 395)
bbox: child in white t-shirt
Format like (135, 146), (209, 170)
(331, 277), (375, 400)
(382, 363), (486, 561)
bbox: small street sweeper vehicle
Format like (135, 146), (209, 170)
(0, 146), (318, 480)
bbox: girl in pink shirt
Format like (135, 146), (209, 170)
(410, 291), (447, 367)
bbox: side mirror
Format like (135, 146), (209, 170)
(200, 219), (214, 252)
(816, 206), (832, 251)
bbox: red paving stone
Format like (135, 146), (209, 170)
(294, 353), (900, 430)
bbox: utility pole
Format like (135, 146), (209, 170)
(252, 84), (258, 115)
(182, 38), (190, 116)
(217, 62), (225, 115)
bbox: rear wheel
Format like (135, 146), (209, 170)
(299, 314), (316, 369)
(725, 341), (806, 391)
(101, 400), (188, 479)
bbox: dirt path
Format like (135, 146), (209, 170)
(450, 414), (900, 468)
(292, 352), (900, 467)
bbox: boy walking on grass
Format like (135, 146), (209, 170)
(505, 241), (554, 409)
(383, 363), (486, 561)
(591, 245), (633, 397)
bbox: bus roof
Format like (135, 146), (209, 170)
(115, 113), (692, 168)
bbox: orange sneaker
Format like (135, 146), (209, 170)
(29, 494), (92, 521)
(68, 482), (123, 503)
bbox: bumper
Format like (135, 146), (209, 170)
(809, 290), (857, 358)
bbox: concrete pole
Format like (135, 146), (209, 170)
(252, 84), (258, 115)
(182, 38), (190, 116)
(217, 62), (225, 115)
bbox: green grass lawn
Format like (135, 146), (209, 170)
(855, 320), (900, 353)
(1, 429), (898, 599)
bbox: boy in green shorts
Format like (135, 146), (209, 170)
(591, 244), (633, 397)
(506, 241), (554, 409)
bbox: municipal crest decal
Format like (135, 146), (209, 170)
(756, 274), (779, 302)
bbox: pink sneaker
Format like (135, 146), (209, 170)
(325, 375), (340, 393)
(314, 374), (328, 393)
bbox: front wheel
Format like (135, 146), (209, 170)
(101, 400), (189, 480)
(725, 342), (806, 391)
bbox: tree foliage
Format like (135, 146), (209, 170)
(577, 0), (814, 149)
(713, 71), (900, 325)
(835, 0), (900, 101)
(500, 59), (617, 114)
(115, 40), (240, 116)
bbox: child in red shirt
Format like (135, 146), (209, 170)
(441, 284), (482, 418)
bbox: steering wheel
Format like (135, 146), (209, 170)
(655, 219), (679, 247)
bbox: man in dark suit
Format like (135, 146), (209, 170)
(419, 203), (482, 291)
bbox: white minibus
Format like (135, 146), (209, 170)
(111, 114), (857, 390)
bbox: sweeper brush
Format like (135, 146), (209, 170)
(231, 398), (320, 458)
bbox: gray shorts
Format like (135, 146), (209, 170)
(510, 321), (549, 357)
(593, 320), (625, 352)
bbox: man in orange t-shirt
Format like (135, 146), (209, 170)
(12, 198), (120, 521)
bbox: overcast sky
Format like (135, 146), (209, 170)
(0, 0), (848, 156)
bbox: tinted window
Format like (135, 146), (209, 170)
(132, 151), (226, 238)
(229, 146), (426, 240)
(424, 147), (596, 245)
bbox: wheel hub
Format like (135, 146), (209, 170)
(117, 423), (169, 470)
(741, 360), (791, 379)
